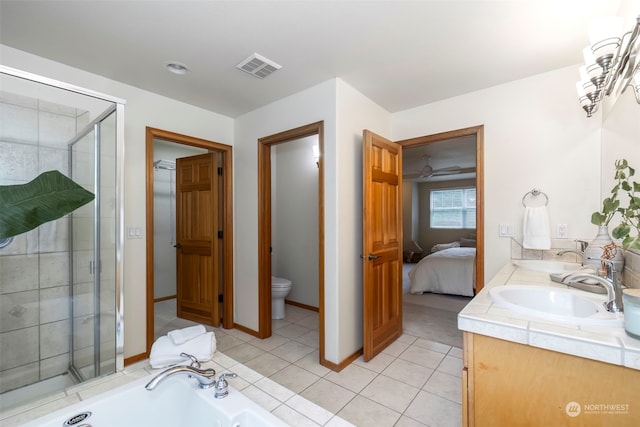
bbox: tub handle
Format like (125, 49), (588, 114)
(180, 352), (201, 369)
(214, 373), (238, 399)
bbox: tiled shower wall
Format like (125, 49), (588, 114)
(0, 91), (89, 393)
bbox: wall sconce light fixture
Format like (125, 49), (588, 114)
(576, 14), (640, 117)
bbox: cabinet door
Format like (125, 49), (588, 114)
(462, 332), (473, 427)
(468, 334), (640, 426)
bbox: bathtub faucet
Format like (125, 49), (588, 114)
(145, 365), (217, 391)
(214, 373), (238, 399)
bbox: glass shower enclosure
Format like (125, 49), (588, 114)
(0, 66), (124, 411)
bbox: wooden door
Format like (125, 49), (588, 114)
(362, 130), (403, 361)
(176, 153), (220, 326)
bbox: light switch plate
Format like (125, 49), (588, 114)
(499, 224), (513, 237)
(127, 226), (143, 239)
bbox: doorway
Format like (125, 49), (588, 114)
(361, 125), (484, 361)
(145, 127), (234, 357)
(257, 121), (325, 362)
(398, 125), (485, 291)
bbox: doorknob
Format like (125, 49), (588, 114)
(173, 243), (182, 249)
(367, 253), (379, 260)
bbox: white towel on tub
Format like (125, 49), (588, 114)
(150, 331), (216, 369)
(167, 324), (206, 345)
(523, 206), (551, 250)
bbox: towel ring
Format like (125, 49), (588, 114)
(522, 188), (548, 207)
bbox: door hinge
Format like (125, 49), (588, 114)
(218, 230), (223, 239)
(218, 167), (223, 176)
(218, 294), (224, 303)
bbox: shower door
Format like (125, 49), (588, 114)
(0, 66), (124, 410)
(69, 106), (118, 381)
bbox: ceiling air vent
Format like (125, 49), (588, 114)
(236, 53), (281, 79)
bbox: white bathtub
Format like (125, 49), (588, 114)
(21, 371), (290, 427)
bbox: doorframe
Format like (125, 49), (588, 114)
(145, 127), (234, 357)
(397, 125), (485, 291)
(257, 121), (325, 355)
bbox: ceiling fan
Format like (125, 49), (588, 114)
(403, 155), (476, 179)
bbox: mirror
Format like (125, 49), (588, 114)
(601, 81), (640, 253)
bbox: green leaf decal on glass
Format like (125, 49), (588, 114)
(0, 170), (95, 239)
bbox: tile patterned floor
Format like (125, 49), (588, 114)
(156, 300), (463, 427)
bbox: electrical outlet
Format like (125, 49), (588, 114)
(557, 224), (568, 239)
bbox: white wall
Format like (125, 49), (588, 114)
(334, 79), (392, 361)
(234, 78), (391, 364)
(392, 65), (603, 282)
(153, 163), (176, 299)
(0, 45), (235, 358)
(272, 135), (319, 307)
(153, 141), (208, 299)
(234, 79), (336, 342)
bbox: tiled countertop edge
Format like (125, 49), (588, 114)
(458, 262), (640, 371)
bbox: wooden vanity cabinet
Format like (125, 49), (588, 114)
(462, 332), (640, 426)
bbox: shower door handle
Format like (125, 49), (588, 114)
(89, 260), (102, 274)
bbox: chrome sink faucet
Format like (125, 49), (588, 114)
(576, 240), (589, 252)
(564, 258), (624, 313)
(556, 248), (585, 257)
(556, 239), (589, 259)
(145, 365), (217, 391)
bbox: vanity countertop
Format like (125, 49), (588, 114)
(458, 262), (640, 370)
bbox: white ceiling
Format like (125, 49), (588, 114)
(403, 135), (477, 182)
(0, 0), (623, 119)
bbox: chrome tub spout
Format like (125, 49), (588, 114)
(145, 365), (216, 391)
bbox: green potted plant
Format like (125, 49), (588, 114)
(592, 159), (640, 251)
(0, 170), (94, 240)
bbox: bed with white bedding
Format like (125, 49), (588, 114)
(408, 247), (476, 297)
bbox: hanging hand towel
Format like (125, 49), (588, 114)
(149, 331), (216, 369)
(168, 324), (206, 345)
(522, 206), (551, 250)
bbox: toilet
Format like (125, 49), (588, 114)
(271, 276), (293, 320)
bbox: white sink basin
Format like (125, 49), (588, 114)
(489, 285), (623, 327)
(512, 259), (581, 273)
